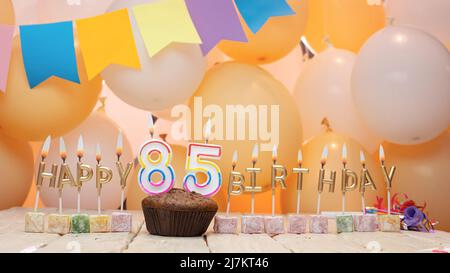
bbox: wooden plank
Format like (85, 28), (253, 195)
(206, 233), (290, 253)
(274, 233), (364, 253)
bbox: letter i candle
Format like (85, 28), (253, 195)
(378, 145), (401, 232)
(241, 144), (264, 234)
(111, 130), (133, 232)
(288, 149), (309, 234)
(89, 144), (112, 233)
(264, 145), (287, 235)
(213, 150), (243, 234)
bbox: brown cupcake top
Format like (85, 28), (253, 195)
(142, 188), (218, 212)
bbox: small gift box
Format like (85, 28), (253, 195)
(89, 215), (110, 233)
(354, 215), (378, 232)
(287, 214), (308, 234)
(264, 215), (285, 235)
(111, 212), (132, 233)
(71, 214), (90, 233)
(309, 215), (328, 234)
(378, 214), (401, 232)
(241, 215), (264, 234)
(336, 215), (354, 233)
(24, 212), (45, 233)
(213, 215), (238, 234)
(47, 214), (71, 235)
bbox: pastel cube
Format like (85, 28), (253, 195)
(264, 215), (285, 235)
(310, 215), (328, 234)
(213, 215), (238, 234)
(287, 214), (308, 234)
(378, 215), (401, 232)
(111, 212), (132, 232)
(354, 215), (378, 232)
(241, 215), (264, 234)
(89, 215), (110, 233)
(24, 212), (45, 233)
(71, 214), (90, 233)
(336, 215), (354, 233)
(47, 214), (71, 234)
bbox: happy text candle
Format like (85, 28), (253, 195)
(116, 130), (132, 211)
(75, 135), (93, 213)
(95, 144), (113, 214)
(57, 137), (76, 214)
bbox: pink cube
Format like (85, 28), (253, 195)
(241, 215), (264, 234)
(287, 214), (308, 234)
(213, 215), (238, 234)
(310, 215), (328, 234)
(354, 215), (378, 232)
(264, 215), (285, 235)
(111, 212), (132, 232)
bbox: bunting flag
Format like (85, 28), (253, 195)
(234, 0), (295, 33)
(132, 0), (202, 57)
(0, 24), (14, 92)
(76, 9), (141, 80)
(19, 22), (80, 88)
(185, 0), (247, 55)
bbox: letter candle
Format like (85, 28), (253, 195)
(378, 145), (401, 232)
(242, 144), (264, 234)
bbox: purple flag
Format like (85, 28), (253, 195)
(185, 0), (247, 55)
(0, 24), (14, 92)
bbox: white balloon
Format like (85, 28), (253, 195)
(102, 0), (206, 111)
(352, 26), (450, 145)
(385, 0), (450, 47)
(40, 109), (134, 210)
(293, 47), (382, 152)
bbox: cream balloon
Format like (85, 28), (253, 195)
(352, 26), (450, 145)
(102, 0), (206, 111)
(385, 0), (450, 47)
(294, 47), (382, 152)
(0, 132), (34, 209)
(281, 131), (386, 214)
(39, 107), (133, 210)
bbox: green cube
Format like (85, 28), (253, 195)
(336, 215), (354, 233)
(71, 214), (90, 233)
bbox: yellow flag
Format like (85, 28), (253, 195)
(132, 0), (202, 57)
(76, 9), (141, 80)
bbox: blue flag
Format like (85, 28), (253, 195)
(20, 21), (79, 88)
(234, 0), (295, 33)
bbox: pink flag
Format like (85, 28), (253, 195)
(0, 25), (14, 92)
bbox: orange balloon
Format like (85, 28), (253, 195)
(385, 130), (450, 232)
(0, 132), (34, 209)
(304, 0), (385, 53)
(0, 38), (102, 141)
(281, 130), (386, 214)
(0, 0), (15, 25)
(219, 0), (309, 64)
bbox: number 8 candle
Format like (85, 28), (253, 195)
(138, 114), (175, 195)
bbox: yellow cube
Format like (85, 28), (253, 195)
(25, 212), (45, 233)
(89, 215), (110, 233)
(47, 214), (71, 234)
(378, 214), (401, 232)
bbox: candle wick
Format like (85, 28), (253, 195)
(117, 155), (121, 162)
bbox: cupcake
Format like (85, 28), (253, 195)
(142, 188), (218, 237)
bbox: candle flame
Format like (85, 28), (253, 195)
(251, 144), (259, 163)
(41, 135), (51, 159)
(272, 144), (278, 162)
(342, 143), (348, 164)
(232, 150), (238, 166)
(204, 118), (212, 142)
(59, 137), (67, 160)
(360, 150), (366, 165)
(116, 130), (123, 157)
(76, 135), (84, 159)
(96, 144), (102, 163)
(297, 149), (303, 165)
(148, 113), (154, 137)
(379, 144), (385, 163)
(321, 145), (329, 165)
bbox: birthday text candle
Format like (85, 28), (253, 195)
(379, 145), (400, 232)
(288, 149), (309, 234)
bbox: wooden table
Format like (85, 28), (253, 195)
(1, 207), (449, 253)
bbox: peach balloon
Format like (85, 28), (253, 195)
(385, 130), (450, 232)
(0, 0), (15, 24)
(0, 38), (102, 141)
(281, 130), (386, 214)
(188, 62), (303, 190)
(0, 132), (34, 209)
(219, 0), (309, 64)
(304, 0), (385, 53)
